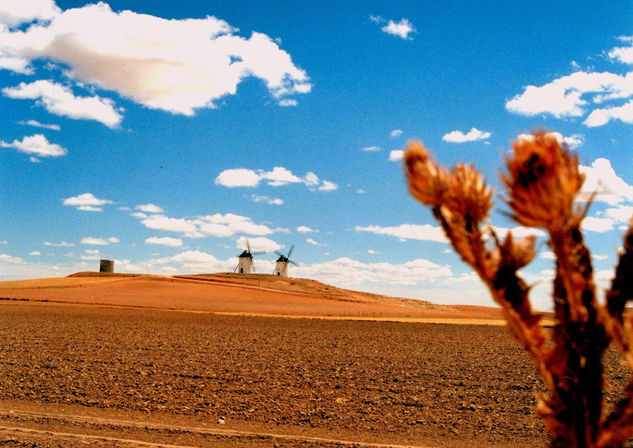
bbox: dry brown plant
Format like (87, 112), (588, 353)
(404, 131), (633, 448)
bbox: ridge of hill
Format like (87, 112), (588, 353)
(0, 272), (505, 321)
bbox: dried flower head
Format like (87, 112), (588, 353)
(445, 163), (494, 226)
(403, 141), (448, 207)
(503, 132), (585, 230)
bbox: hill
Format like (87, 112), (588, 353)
(0, 272), (504, 322)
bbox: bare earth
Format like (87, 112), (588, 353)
(0, 274), (629, 447)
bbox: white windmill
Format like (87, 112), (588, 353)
(273, 245), (299, 277)
(233, 240), (265, 274)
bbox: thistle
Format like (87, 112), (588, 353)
(404, 131), (633, 448)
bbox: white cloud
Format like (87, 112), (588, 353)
(294, 256), (451, 289)
(77, 205), (103, 212)
(357, 189), (366, 194)
(579, 158), (633, 204)
(356, 224), (447, 243)
(442, 127), (491, 143)
(318, 180), (338, 191)
(236, 236), (281, 253)
(390, 129), (403, 138)
(145, 236), (182, 247)
(605, 205), (633, 223)
(130, 212), (148, 219)
(139, 212), (284, 239)
(278, 99), (297, 107)
(1, 134), (66, 158)
(0, 254), (26, 264)
(80, 237), (119, 245)
(581, 216), (615, 233)
(491, 225), (546, 239)
(215, 168), (261, 187)
(367, 249), (380, 254)
(63, 192), (113, 212)
(306, 237), (326, 247)
(3, 80), (122, 128)
(517, 131), (584, 150)
(372, 17), (415, 40)
(0, 3), (310, 113)
(0, 0), (60, 27)
(296, 225), (317, 233)
(80, 248), (101, 260)
(609, 36), (633, 64)
(18, 119), (60, 131)
(171, 250), (221, 267)
(361, 145), (382, 152)
(262, 166), (303, 186)
(389, 149), (403, 162)
(29, 251), (41, 256)
(584, 100), (633, 127)
(136, 203), (164, 214)
(506, 68), (633, 126)
(215, 166), (336, 191)
(251, 194), (283, 205)
(141, 215), (198, 236)
(44, 241), (74, 247)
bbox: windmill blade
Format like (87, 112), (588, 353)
(233, 263), (239, 273)
(275, 250), (285, 258)
(246, 239), (251, 253)
(287, 245), (295, 259)
(289, 259), (300, 267)
(252, 263), (256, 273)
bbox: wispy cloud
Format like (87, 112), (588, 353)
(306, 237), (326, 247)
(251, 194), (284, 205)
(44, 241), (74, 247)
(0, 254), (26, 264)
(17, 119), (60, 131)
(3, 80), (122, 128)
(81, 237), (120, 245)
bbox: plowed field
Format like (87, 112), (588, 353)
(0, 276), (629, 447)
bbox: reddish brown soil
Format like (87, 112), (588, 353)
(2, 274), (625, 447)
(0, 274), (505, 321)
(2, 301), (630, 447)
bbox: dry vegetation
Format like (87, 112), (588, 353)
(404, 131), (633, 447)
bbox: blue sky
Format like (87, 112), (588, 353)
(2, 1), (633, 308)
